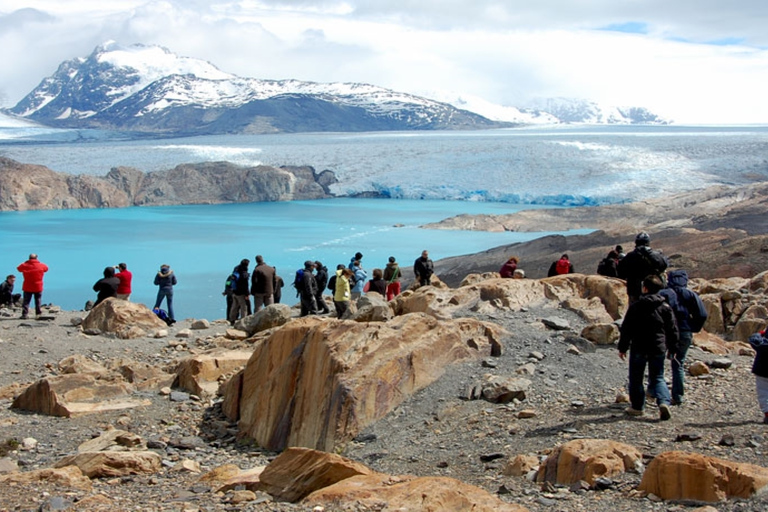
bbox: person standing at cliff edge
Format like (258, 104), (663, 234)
(16, 253), (49, 320)
(414, 250), (434, 287)
(618, 232), (668, 305)
(153, 264), (177, 324)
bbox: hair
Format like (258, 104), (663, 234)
(342, 268), (354, 278)
(118, 263), (127, 270)
(255, 255), (264, 264)
(353, 260), (361, 268)
(388, 256), (396, 263)
(508, 256), (519, 263)
(373, 268), (383, 279)
(240, 258), (249, 267)
(336, 264), (345, 270)
(29, 253), (38, 260)
(615, 245), (624, 253)
(560, 254), (569, 259)
(607, 250), (619, 259)
(6, 274), (15, 280)
(103, 266), (116, 278)
(642, 274), (664, 294)
(304, 260), (314, 269)
(355, 252), (363, 260)
(314, 260), (323, 268)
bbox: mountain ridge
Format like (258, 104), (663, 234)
(5, 42), (667, 134)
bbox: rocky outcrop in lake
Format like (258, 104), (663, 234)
(0, 157), (337, 211)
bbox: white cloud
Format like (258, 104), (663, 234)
(1, 1), (767, 123)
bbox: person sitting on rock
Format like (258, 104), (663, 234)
(597, 250), (620, 278)
(0, 275), (21, 307)
(618, 274), (679, 421)
(748, 329), (768, 425)
(548, 254), (573, 277)
(499, 256), (519, 278)
(93, 266), (120, 306)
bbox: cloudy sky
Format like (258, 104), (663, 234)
(1, 0), (767, 124)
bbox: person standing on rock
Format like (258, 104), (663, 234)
(313, 261), (330, 314)
(383, 256), (401, 300)
(659, 269), (708, 405)
(115, 263), (132, 300)
(333, 268), (353, 318)
(229, 259), (251, 324)
(748, 330), (768, 424)
(348, 251), (364, 270)
(17, 253), (49, 320)
(0, 275), (21, 308)
(299, 260), (319, 316)
(617, 232), (668, 304)
(618, 274), (679, 421)
(351, 260), (367, 300)
(250, 255), (276, 311)
(153, 264), (177, 325)
(273, 268), (284, 304)
(93, 266), (120, 306)
(414, 250), (434, 287)
(547, 254), (573, 277)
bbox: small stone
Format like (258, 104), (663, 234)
(190, 319), (210, 330)
(517, 409), (537, 419)
(675, 432), (702, 442)
(70, 317), (83, 326)
(176, 329), (192, 339)
(566, 345), (582, 355)
(229, 490), (256, 503)
(436, 461), (449, 468)
(226, 329), (248, 340)
(154, 329), (169, 338)
(571, 400), (585, 408)
(569, 480), (590, 493)
(170, 391), (191, 402)
(689, 361), (710, 376)
(21, 437), (38, 451)
(542, 317), (571, 331)
(615, 392), (630, 403)
(481, 359), (498, 369)
(159, 387), (172, 396)
(719, 434), (736, 446)
(709, 358), (733, 369)
(529, 351), (545, 361)
(516, 363), (536, 376)
(479, 453), (505, 462)
(593, 477), (614, 490)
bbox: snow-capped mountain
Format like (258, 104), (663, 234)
(421, 90), (667, 125)
(6, 42), (505, 135)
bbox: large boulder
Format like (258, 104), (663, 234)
(55, 451), (162, 478)
(225, 313), (504, 451)
(639, 451), (768, 502)
(11, 374), (149, 417)
(580, 323), (620, 345)
(82, 298), (166, 338)
(542, 275), (627, 320)
(700, 294), (725, 334)
(536, 439), (643, 486)
(304, 474), (529, 512)
(732, 304), (768, 342)
(352, 293), (394, 322)
(257, 447), (374, 502)
(0, 466), (92, 490)
(235, 303), (293, 336)
(173, 349), (253, 397)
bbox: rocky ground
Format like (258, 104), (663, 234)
(1, 297), (767, 511)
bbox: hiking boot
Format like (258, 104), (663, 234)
(659, 404), (672, 421)
(625, 407), (643, 417)
(671, 397), (683, 406)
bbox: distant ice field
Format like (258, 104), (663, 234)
(2, 125), (767, 205)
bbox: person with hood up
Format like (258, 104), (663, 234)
(313, 261), (330, 314)
(93, 266), (120, 306)
(659, 269), (708, 405)
(383, 256), (401, 300)
(17, 253), (49, 320)
(299, 260), (319, 316)
(229, 259), (250, 325)
(351, 260), (367, 300)
(618, 232), (668, 304)
(153, 264), (177, 324)
(618, 274), (679, 421)
(499, 256), (519, 278)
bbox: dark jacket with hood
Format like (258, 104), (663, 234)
(93, 267), (120, 306)
(154, 267), (177, 292)
(659, 270), (708, 333)
(748, 332), (768, 378)
(617, 246), (668, 298)
(232, 265), (250, 296)
(314, 265), (329, 292)
(618, 293), (679, 356)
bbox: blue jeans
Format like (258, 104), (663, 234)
(154, 290), (174, 321)
(629, 352), (671, 410)
(671, 331), (692, 403)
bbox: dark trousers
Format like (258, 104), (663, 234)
(629, 352), (670, 410)
(334, 300), (349, 319)
(22, 291), (42, 317)
(300, 294), (318, 317)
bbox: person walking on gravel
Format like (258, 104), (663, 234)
(618, 274), (679, 421)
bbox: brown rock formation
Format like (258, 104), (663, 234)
(224, 314), (504, 451)
(0, 157), (336, 211)
(536, 439), (643, 486)
(0, 466), (92, 490)
(173, 349), (252, 397)
(257, 447), (374, 502)
(639, 451), (768, 502)
(54, 451), (162, 478)
(82, 298), (167, 339)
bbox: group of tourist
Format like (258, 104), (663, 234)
(6, 236), (768, 424)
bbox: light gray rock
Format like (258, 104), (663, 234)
(542, 317), (571, 331)
(236, 304), (293, 335)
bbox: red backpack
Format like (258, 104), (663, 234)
(555, 258), (570, 275)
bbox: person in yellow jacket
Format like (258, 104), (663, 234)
(333, 267), (353, 319)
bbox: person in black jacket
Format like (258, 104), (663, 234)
(299, 260), (319, 317)
(414, 250), (434, 287)
(618, 274), (679, 421)
(617, 232), (668, 304)
(0, 275), (20, 307)
(313, 261), (330, 314)
(228, 259), (250, 325)
(748, 330), (768, 424)
(93, 267), (120, 306)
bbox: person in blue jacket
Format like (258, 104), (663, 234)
(153, 264), (177, 324)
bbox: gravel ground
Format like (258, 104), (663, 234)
(1, 301), (767, 512)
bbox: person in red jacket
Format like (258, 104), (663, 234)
(16, 253), (49, 319)
(115, 262), (132, 300)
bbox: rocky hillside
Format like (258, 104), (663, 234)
(0, 157), (337, 211)
(427, 182), (768, 286)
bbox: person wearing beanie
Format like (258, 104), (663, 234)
(383, 256), (402, 300)
(618, 232), (668, 304)
(153, 264), (177, 324)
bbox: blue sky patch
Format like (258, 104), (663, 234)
(599, 21), (649, 34)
